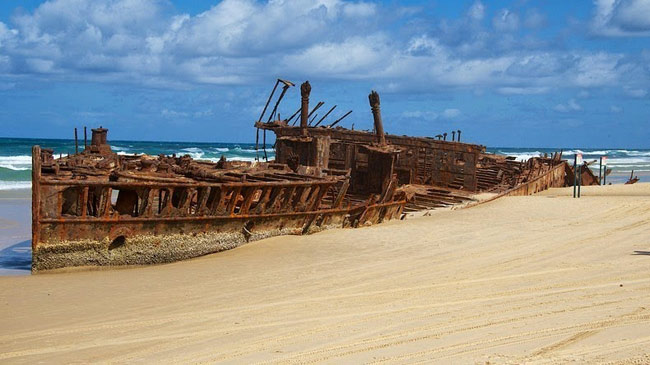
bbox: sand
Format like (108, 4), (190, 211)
(0, 189), (31, 275)
(0, 183), (649, 364)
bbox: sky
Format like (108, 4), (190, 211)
(0, 0), (649, 148)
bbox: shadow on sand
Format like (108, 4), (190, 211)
(0, 240), (31, 271)
(632, 251), (650, 256)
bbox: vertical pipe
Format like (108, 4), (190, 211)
(74, 128), (78, 154)
(84, 126), (87, 149)
(577, 163), (582, 198)
(573, 155), (577, 198)
(300, 81), (311, 134)
(368, 90), (385, 145)
(457, 130), (461, 142)
(599, 157), (602, 185)
(452, 131), (456, 141)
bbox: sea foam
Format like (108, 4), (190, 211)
(0, 156), (32, 171)
(0, 181), (31, 190)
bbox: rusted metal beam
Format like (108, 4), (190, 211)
(300, 81), (311, 134)
(313, 105), (336, 127)
(368, 91), (385, 146)
(328, 110), (352, 128)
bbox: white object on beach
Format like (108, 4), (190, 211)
(576, 153), (583, 165)
(602, 156), (607, 166)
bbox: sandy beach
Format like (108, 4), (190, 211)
(0, 183), (649, 363)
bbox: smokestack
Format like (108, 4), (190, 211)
(91, 126), (108, 146)
(300, 81), (311, 133)
(88, 126), (112, 155)
(368, 90), (386, 145)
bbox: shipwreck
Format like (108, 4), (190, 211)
(31, 79), (595, 272)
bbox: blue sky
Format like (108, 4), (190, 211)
(0, 0), (648, 147)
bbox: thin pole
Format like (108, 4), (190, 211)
(577, 162), (582, 198)
(603, 167), (607, 185)
(307, 101), (324, 122)
(286, 107), (301, 125)
(573, 155), (577, 198)
(599, 157), (602, 185)
(313, 105), (336, 127)
(328, 110), (352, 128)
(309, 113), (318, 125)
(84, 126), (87, 149)
(266, 84), (291, 123)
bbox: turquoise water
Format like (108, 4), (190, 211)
(1, 137), (648, 189)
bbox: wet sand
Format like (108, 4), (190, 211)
(0, 189), (31, 275)
(0, 184), (649, 363)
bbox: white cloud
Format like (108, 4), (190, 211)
(592, 0), (650, 36)
(442, 108), (461, 118)
(342, 2), (376, 17)
(570, 52), (623, 87)
(282, 36), (390, 76)
(553, 98), (582, 112)
(0, 21), (17, 47)
(406, 35), (447, 57)
(400, 108), (460, 122)
(0, 0), (647, 97)
(506, 53), (569, 78)
(497, 86), (550, 95)
(493, 9), (519, 32)
(468, 1), (485, 21)
(161, 109), (189, 118)
(623, 86), (648, 97)
(401, 110), (438, 121)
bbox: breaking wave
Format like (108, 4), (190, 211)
(0, 181), (31, 190)
(0, 155), (32, 171)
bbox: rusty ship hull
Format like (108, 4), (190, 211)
(31, 79), (594, 272)
(31, 127), (405, 271)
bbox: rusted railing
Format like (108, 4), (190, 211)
(38, 179), (347, 222)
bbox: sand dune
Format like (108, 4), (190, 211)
(1, 184), (649, 364)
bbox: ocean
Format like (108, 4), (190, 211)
(1, 137), (648, 190)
